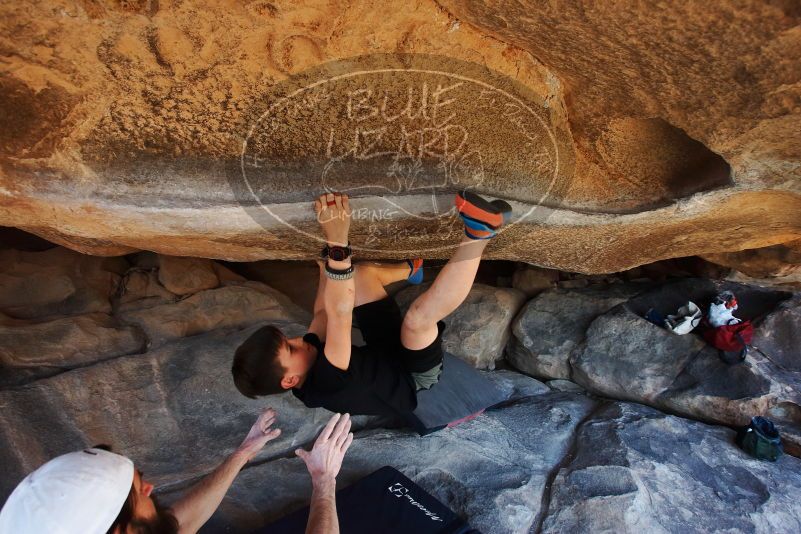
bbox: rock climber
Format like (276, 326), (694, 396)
(232, 189), (511, 417)
(0, 410), (353, 534)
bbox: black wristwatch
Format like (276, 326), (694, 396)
(321, 243), (352, 262)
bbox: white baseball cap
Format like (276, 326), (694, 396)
(0, 448), (135, 534)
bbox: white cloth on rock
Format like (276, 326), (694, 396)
(709, 302), (742, 328)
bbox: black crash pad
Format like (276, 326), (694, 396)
(408, 353), (507, 435)
(254, 466), (476, 534)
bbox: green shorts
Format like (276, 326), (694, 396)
(411, 363), (443, 391)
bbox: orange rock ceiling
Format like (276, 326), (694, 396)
(0, 0), (799, 271)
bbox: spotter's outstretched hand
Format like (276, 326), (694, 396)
(315, 192), (351, 247)
(237, 408), (281, 461)
(295, 413), (353, 487)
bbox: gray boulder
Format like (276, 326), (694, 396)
(512, 264), (559, 297)
(510, 278), (801, 454)
(0, 312), (146, 386)
(481, 369), (551, 400)
(758, 295), (801, 455)
(508, 284), (646, 379)
(157, 255), (220, 296)
(572, 300), (801, 455)
(113, 262), (244, 314)
(167, 392), (598, 533)
(113, 268), (178, 313)
(571, 306), (707, 402)
(168, 397), (801, 534)
(752, 294), (801, 372)
(0, 248), (127, 319)
(396, 283), (526, 369)
(546, 379), (586, 393)
(118, 281), (310, 348)
(543, 402), (801, 533)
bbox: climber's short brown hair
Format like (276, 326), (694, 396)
(232, 325), (287, 398)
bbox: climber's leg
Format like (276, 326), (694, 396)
(399, 235), (488, 350)
(353, 262), (409, 306)
(400, 191), (510, 350)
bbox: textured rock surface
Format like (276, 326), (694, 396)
(703, 240), (801, 289)
(511, 264), (559, 297)
(157, 256), (220, 296)
(703, 240), (801, 279)
(573, 306), (709, 401)
(396, 283), (526, 369)
(3, 247), (801, 533)
(0, 247), (316, 499)
(572, 291), (801, 454)
(0, 246), (551, 511)
(0, 312), (146, 386)
(0, 1), (799, 271)
(546, 379), (586, 393)
(0, 322), (346, 502)
(753, 294), (801, 372)
(228, 260), (322, 313)
(114, 268), (178, 312)
(118, 281), (309, 349)
(507, 284), (647, 379)
(481, 368), (551, 400)
(169, 391), (599, 533)
(542, 402), (801, 533)
(440, 1), (801, 192)
(0, 248), (126, 319)
(165, 396), (801, 534)
(508, 278), (801, 454)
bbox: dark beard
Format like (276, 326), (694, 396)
(128, 495), (179, 534)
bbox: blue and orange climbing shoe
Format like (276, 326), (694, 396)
(455, 190), (512, 240)
(406, 258), (424, 284)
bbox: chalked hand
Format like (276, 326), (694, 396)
(237, 408), (281, 461)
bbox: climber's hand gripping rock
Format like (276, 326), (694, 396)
(314, 192), (351, 247)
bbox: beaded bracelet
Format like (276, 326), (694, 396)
(324, 262), (354, 280)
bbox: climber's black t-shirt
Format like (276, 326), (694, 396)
(292, 332), (417, 417)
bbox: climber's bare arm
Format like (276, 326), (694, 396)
(315, 192), (354, 371)
(323, 267), (353, 371)
(307, 260), (328, 341)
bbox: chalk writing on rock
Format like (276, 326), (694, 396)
(239, 59), (564, 254)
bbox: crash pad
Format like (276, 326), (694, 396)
(254, 466), (475, 534)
